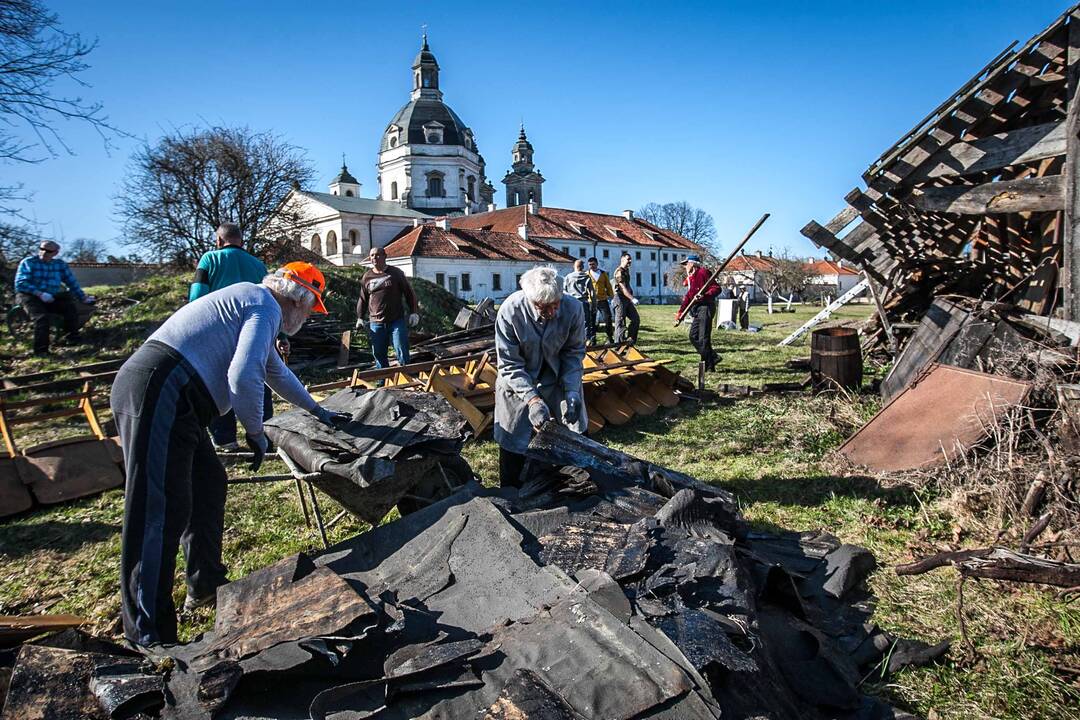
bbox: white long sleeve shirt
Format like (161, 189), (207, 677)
(149, 282), (316, 435)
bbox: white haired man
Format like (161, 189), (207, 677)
(494, 266), (587, 487)
(110, 261), (350, 647)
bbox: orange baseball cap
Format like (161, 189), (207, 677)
(280, 261), (328, 314)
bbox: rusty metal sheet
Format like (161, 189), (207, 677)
(840, 364), (1031, 472)
(15, 436), (124, 505)
(0, 456), (33, 518)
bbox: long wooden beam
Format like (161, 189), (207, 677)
(913, 175), (1065, 214)
(1066, 10), (1080, 321)
(906, 120), (1066, 184)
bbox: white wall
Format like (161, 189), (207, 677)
(389, 257), (575, 303)
(378, 143), (484, 214)
(533, 236), (690, 303)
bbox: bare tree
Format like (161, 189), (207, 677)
(638, 201), (717, 250)
(756, 249), (813, 313)
(115, 125), (315, 263)
(65, 237), (106, 262)
(1, 0), (121, 215)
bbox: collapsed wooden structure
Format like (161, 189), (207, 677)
(803, 5), (1080, 348)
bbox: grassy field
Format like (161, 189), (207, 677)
(0, 298), (1077, 719)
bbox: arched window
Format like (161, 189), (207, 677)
(326, 230), (338, 255)
(345, 190), (354, 197)
(467, 176), (475, 201)
(391, 181), (398, 200)
(426, 172), (444, 198)
(347, 229), (357, 253)
(389, 136), (397, 148)
(310, 234), (322, 255)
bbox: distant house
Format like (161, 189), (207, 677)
(451, 204), (702, 303)
(716, 252), (779, 302)
(381, 220), (575, 302)
(804, 258), (862, 297)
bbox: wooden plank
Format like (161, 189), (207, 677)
(880, 299), (971, 400)
(913, 175), (1065, 214)
(1065, 9), (1080, 320)
(907, 121), (1066, 184)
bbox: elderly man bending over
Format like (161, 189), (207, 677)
(111, 261), (349, 647)
(494, 266), (587, 487)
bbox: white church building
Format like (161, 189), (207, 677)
(268, 35), (704, 295)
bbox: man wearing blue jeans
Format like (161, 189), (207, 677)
(356, 246), (419, 368)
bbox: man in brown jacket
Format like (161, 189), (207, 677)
(355, 246), (419, 368)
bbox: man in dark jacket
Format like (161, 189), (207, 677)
(677, 254), (721, 371)
(356, 246), (419, 368)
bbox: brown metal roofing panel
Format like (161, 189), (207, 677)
(839, 364), (1030, 473)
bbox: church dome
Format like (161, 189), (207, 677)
(381, 98), (474, 152)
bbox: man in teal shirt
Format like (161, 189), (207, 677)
(190, 223), (283, 450)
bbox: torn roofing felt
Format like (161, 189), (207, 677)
(263, 387), (472, 524)
(2, 425), (942, 720)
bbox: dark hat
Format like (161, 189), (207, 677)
(683, 254), (701, 264)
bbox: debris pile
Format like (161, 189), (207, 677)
(802, 6), (1080, 564)
(1, 423), (942, 719)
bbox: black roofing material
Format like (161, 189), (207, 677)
(1, 425), (944, 719)
(264, 388), (472, 524)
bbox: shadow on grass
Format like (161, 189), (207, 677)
(724, 473), (920, 512)
(0, 519), (120, 558)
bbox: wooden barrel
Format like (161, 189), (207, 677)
(810, 328), (862, 390)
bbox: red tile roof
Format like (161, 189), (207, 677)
(383, 225), (575, 263)
(804, 259), (859, 276)
(724, 254), (779, 272)
(450, 206), (703, 251)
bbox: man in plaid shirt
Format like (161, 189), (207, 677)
(14, 240), (95, 355)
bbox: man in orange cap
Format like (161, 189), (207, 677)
(111, 261), (348, 647)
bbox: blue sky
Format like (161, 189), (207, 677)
(7, 0), (1076, 258)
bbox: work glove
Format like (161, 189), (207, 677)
(355, 318), (366, 331)
(82, 294), (96, 304)
(527, 399), (552, 429)
(38, 292), (54, 303)
(246, 433), (268, 472)
(631, 298), (640, 306)
(408, 313), (419, 328)
(564, 392), (582, 425)
(312, 405), (351, 428)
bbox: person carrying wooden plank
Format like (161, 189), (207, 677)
(494, 266), (587, 487)
(111, 262), (350, 647)
(677, 254), (722, 371)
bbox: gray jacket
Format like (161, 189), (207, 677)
(494, 290), (588, 453)
(562, 270), (595, 305)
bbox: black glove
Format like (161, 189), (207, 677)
(563, 392), (582, 425)
(246, 433), (268, 472)
(312, 405), (351, 428)
(527, 399), (552, 429)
